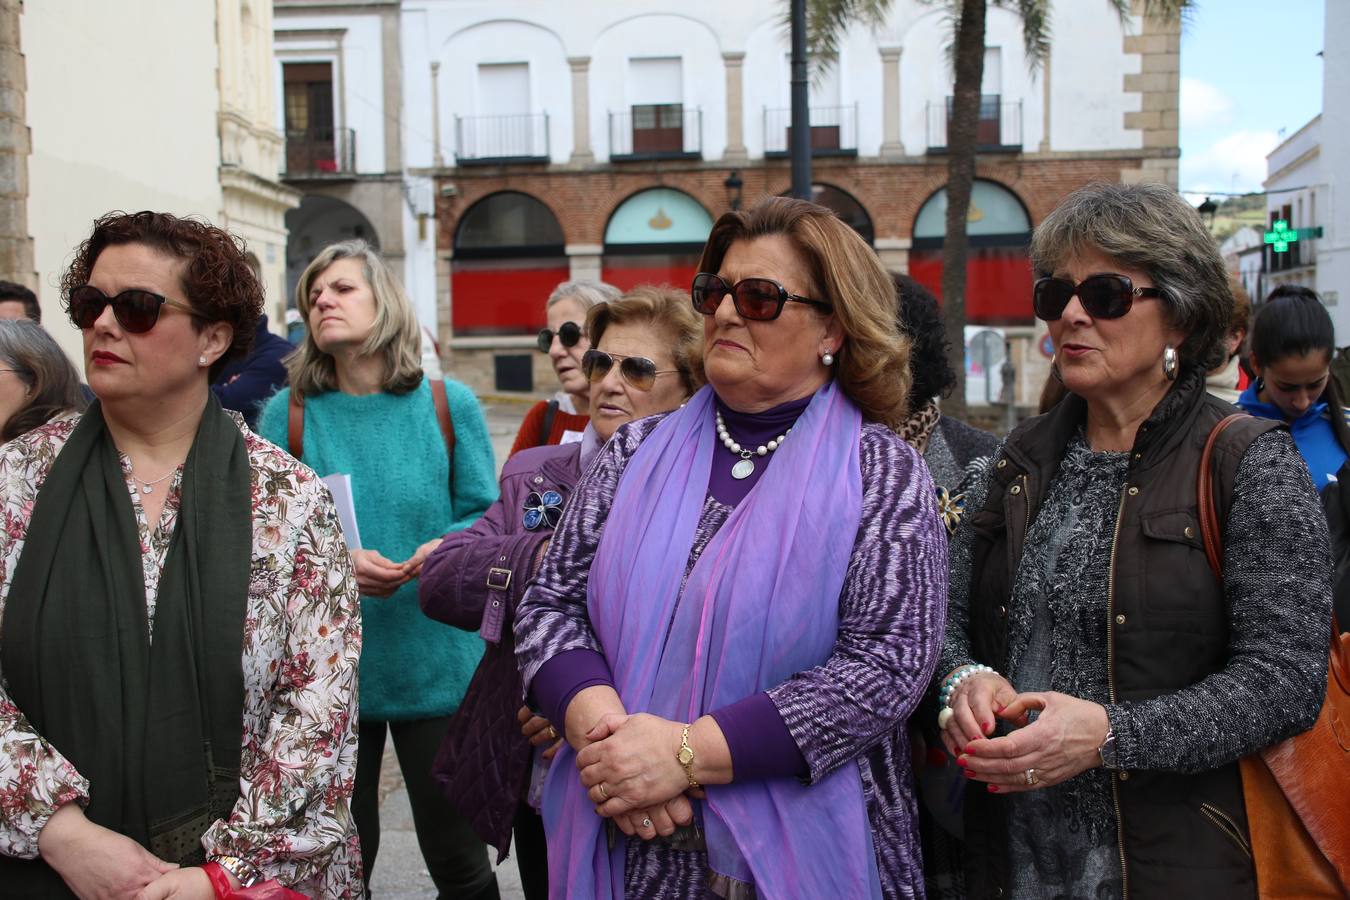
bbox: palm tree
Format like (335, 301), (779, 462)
(798, 0), (1187, 418)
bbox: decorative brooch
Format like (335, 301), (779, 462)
(935, 485), (966, 536)
(523, 490), (564, 531)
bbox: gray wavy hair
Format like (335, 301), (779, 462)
(545, 280), (621, 314)
(1030, 181), (1231, 372)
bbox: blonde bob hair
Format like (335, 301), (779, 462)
(585, 285), (706, 397)
(697, 197), (912, 428)
(287, 239), (423, 400)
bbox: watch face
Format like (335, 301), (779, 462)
(678, 747), (695, 765)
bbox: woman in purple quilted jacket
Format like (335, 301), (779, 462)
(419, 285), (703, 899)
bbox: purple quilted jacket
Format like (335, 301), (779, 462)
(419, 440), (583, 862)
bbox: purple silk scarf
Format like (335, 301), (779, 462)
(542, 381), (882, 899)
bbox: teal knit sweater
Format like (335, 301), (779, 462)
(259, 377), (498, 721)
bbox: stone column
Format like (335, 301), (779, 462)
(1121, 1), (1180, 186)
(879, 46), (904, 158)
(723, 52), (747, 162)
(1039, 54), (1051, 152)
(381, 7), (403, 173)
(568, 57), (595, 164)
(566, 243), (603, 282)
(0, 0), (33, 287)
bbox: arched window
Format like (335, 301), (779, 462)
(909, 179), (1033, 325)
(285, 195), (380, 303)
(452, 191), (567, 335)
(601, 188), (713, 291)
(775, 184), (874, 245)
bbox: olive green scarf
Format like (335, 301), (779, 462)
(0, 396), (251, 894)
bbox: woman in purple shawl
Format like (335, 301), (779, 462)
(515, 196), (949, 899)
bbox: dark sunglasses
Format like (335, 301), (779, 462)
(691, 272), (832, 321)
(1032, 274), (1166, 321)
(536, 320), (583, 353)
(581, 349), (678, 392)
(68, 285), (201, 334)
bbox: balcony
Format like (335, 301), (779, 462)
(282, 127), (356, 178)
(455, 113), (550, 166)
(763, 105), (858, 157)
(609, 105), (702, 161)
(926, 96), (1022, 154)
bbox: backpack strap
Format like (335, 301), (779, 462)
(538, 399), (560, 446)
(431, 378), (457, 478)
(287, 391), (304, 459)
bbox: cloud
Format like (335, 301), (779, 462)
(1181, 77), (1235, 129)
(1181, 129), (1281, 194)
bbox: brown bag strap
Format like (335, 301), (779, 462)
(1197, 413), (1248, 579)
(431, 378), (456, 479)
(287, 390), (304, 459)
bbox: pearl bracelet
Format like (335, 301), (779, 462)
(937, 663), (997, 709)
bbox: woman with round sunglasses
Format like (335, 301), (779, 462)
(419, 285), (703, 900)
(508, 281), (622, 458)
(257, 240), (499, 899)
(0, 318), (87, 443)
(515, 197), (947, 899)
(1236, 284), (1350, 491)
(0, 211), (362, 898)
(938, 183), (1331, 898)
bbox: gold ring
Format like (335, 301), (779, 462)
(598, 783), (609, 801)
(1025, 768), (1038, 786)
(547, 725), (558, 740)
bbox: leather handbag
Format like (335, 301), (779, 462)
(1198, 414), (1350, 898)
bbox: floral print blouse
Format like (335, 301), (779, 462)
(0, 413), (363, 896)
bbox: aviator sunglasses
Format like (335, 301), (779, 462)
(1032, 274), (1166, 322)
(536, 320), (583, 353)
(68, 285), (201, 333)
(581, 349), (678, 392)
(691, 272), (832, 321)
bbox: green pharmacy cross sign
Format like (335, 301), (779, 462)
(1264, 220), (1324, 254)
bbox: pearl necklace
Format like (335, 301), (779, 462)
(716, 410), (791, 480)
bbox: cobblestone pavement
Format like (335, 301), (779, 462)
(365, 396), (535, 898)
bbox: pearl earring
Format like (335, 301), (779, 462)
(199, 355), (208, 367)
(821, 351), (834, 366)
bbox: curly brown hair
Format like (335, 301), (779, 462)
(60, 211), (263, 381)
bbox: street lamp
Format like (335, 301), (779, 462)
(724, 170), (744, 210)
(1197, 196), (1218, 232)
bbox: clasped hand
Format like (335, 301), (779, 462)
(940, 673), (1111, 794)
(574, 713), (696, 842)
(350, 539), (442, 597)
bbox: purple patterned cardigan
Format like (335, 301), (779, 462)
(514, 413), (949, 899)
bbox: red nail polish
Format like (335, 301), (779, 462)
(987, 784), (999, 793)
(964, 743), (978, 754)
(963, 769), (976, 778)
(956, 756), (968, 768)
(993, 704), (1004, 714)
(983, 722), (993, 734)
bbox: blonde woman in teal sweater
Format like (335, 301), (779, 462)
(260, 240), (499, 899)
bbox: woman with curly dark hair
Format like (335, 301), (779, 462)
(0, 318), (86, 442)
(0, 211), (363, 898)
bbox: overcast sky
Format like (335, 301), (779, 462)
(1179, 0), (1324, 197)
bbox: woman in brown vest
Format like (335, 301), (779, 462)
(936, 182), (1331, 899)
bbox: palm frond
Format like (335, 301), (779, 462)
(785, 0), (895, 73)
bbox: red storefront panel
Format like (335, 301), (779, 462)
(451, 260), (570, 335)
(908, 247), (1034, 326)
(601, 254), (702, 295)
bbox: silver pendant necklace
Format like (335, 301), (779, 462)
(133, 468), (177, 495)
(716, 411), (790, 480)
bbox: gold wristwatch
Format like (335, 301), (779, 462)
(678, 724), (700, 788)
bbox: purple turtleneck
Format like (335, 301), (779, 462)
(532, 394), (812, 781)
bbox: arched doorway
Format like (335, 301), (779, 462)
(452, 191), (567, 336)
(908, 179), (1033, 324)
(285, 195), (379, 304)
(602, 188), (713, 292)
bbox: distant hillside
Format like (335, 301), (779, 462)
(1210, 194), (1268, 243)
